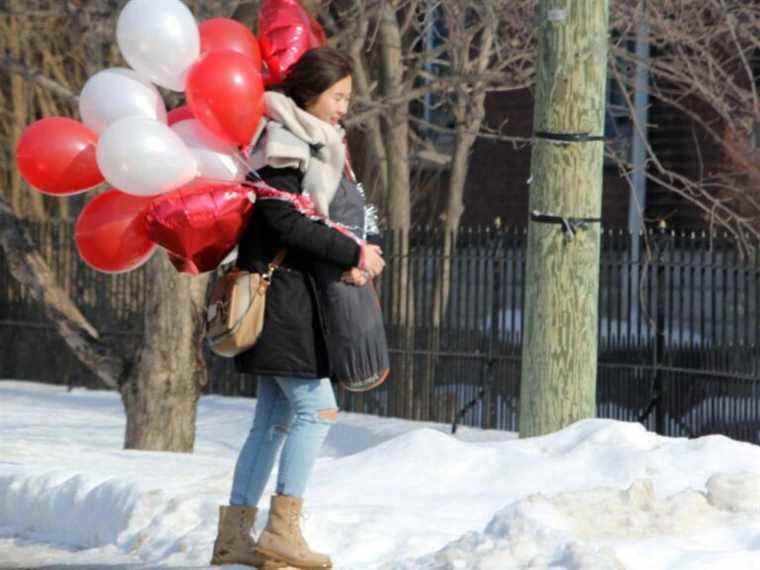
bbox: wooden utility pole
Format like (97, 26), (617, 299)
(519, 0), (609, 437)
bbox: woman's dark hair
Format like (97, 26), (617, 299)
(274, 47), (354, 109)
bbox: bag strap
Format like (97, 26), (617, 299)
(263, 249), (287, 281)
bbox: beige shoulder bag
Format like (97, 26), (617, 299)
(205, 250), (286, 357)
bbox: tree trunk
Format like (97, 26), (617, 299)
(348, 15), (389, 207)
(431, 87), (489, 329)
(519, 0), (608, 437)
(120, 254), (209, 452)
(427, 17), (494, 421)
(378, 2), (416, 418)
(430, 0), (494, 250)
(379, 3), (411, 235)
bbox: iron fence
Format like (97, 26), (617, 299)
(1, 221), (759, 442)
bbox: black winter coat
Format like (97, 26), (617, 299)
(233, 165), (361, 379)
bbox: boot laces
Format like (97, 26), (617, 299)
(238, 512), (255, 540)
(288, 510), (310, 541)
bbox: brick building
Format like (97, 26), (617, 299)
(454, 87), (723, 230)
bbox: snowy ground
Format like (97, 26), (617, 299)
(2, 380), (760, 569)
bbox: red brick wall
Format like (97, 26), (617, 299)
(462, 89), (632, 229)
(352, 88), (726, 231)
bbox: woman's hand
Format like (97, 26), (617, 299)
(341, 267), (369, 286)
(343, 244), (384, 286)
(361, 244), (385, 278)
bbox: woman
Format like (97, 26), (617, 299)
(210, 47), (385, 569)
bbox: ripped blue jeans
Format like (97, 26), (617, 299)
(229, 375), (337, 507)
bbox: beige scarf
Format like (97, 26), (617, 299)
(247, 91), (346, 216)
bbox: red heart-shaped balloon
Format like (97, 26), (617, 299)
(258, 0), (326, 85)
(145, 179), (255, 275)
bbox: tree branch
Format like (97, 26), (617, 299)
(0, 55), (79, 102)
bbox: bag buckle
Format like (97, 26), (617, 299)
(262, 263), (277, 282)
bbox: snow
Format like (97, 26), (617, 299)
(2, 380), (760, 569)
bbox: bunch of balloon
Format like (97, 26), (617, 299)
(15, 0), (324, 276)
(14, 0), (260, 275)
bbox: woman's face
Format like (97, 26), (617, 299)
(305, 75), (352, 127)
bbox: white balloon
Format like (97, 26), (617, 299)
(116, 0), (200, 92)
(96, 117), (198, 196)
(79, 68), (167, 134)
(171, 119), (246, 182)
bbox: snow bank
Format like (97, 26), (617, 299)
(394, 475), (760, 569)
(388, 422), (760, 570)
(2, 381), (760, 569)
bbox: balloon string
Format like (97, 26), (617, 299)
(178, 149), (256, 187)
(195, 176), (246, 185)
(231, 148), (250, 170)
(231, 148), (263, 181)
(177, 148), (259, 187)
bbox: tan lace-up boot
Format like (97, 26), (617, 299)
(209, 505), (262, 566)
(255, 494), (332, 569)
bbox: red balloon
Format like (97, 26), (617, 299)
(186, 50), (264, 146)
(199, 17), (262, 69)
(16, 117), (104, 196)
(145, 179), (255, 275)
(75, 189), (157, 274)
(258, 0), (325, 84)
(167, 105), (195, 126)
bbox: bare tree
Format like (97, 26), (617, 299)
(0, 1), (233, 452)
(608, 0), (760, 252)
(429, 0), (534, 325)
